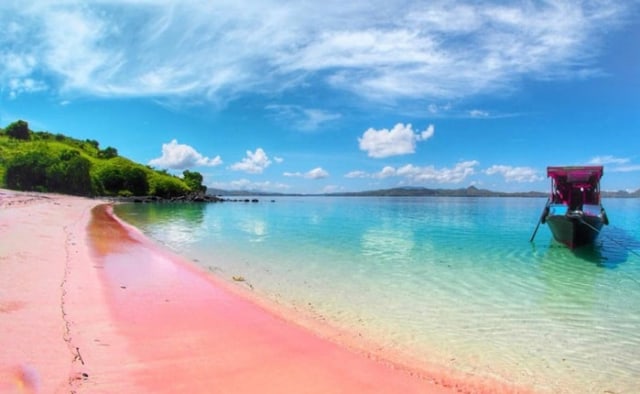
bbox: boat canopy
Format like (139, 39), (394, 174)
(547, 166), (603, 207)
(547, 166), (603, 181)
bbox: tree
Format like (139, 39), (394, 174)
(150, 176), (189, 198)
(123, 166), (149, 196)
(5, 151), (54, 191)
(97, 165), (125, 195)
(98, 146), (118, 159)
(183, 170), (206, 193)
(5, 120), (30, 140)
(46, 156), (92, 196)
(4, 148), (93, 195)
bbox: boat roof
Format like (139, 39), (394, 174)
(547, 166), (603, 182)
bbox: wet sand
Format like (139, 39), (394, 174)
(1, 190), (514, 393)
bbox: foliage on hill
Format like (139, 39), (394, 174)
(0, 120), (204, 198)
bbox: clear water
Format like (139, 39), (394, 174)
(115, 197), (640, 393)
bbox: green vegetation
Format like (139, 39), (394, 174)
(0, 120), (205, 198)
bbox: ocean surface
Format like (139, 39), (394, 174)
(115, 197), (640, 393)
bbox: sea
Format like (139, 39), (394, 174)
(114, 196), (640, 393)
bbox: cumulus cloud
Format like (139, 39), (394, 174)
(230, 148), (272, 174)
(0, 1), (630, 101)
(346, 161), (478, 184)
(396, 161), (478, 183)
(306, 167), (329, 179)
(359, 123), (435, 158)
(149, 139), (222, 170)
(284, 167), (329, 179)
(375, 166), (397, 179)
(484, 165), (542, 182)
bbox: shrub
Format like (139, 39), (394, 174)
(96, 165), (125, 195)
(123, 166), (149, 196)
(4, 148), (94, 195)
(149, 174), (189, 198)
(5, 151), (54, 190)
(61, 155), (93, 195)
(98, 146), (118, 159)
(183, 170), (206, 193)
(5, 120), (30, 140)
(96, 161), (149, 196)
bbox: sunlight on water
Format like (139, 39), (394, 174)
(116, 197), (640, 393)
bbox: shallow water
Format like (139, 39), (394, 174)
(115, 197), (640, 393)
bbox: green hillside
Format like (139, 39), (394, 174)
(0, 120), (204, 198)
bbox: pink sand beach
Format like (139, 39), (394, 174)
(0, 190), (518, 393)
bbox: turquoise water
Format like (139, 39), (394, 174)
(115, 197), (640, 393)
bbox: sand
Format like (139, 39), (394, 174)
(0, 189), (511, 393)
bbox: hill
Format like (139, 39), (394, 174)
(0, 120), (205, 198)
(329, 185), (547, 198)
(211, 185), (639, 199)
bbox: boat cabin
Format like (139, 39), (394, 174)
(547, 166), (603, 211)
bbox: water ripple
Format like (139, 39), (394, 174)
(115, 197), (640, 393)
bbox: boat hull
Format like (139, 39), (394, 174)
(546, 213), (603, 249)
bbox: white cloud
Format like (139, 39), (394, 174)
(149, 139), (222, 170)
(0, 1), (630, 101)
(588, 155), (630, 165)
(284, 167), (329, 179)
(345, 170), (369, 179)
(396, 161), (479, 183)
(359, 123), (435, 158)
(230, 148), (272, 174)
(7, 78), (47, 98)
(347, 161), (479, 184)
(375, 166), (397, 179)
(587, 156), (640, 173)
(469, 109), (489, 118)
(484, 165), (542, 182)
(305, 167), (329, 179)
(266, 104), (341, 131)
(610, 165), (640, 173)
(210, 179), (290, 192)
(274, 156), (284, 163)
(427, 103), (452, 115)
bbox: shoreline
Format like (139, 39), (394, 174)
(1, 190), (520, 393)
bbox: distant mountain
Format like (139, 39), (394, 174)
(207, 188), (296, 197)
(209, 185), (640, 198)
(603, 189), (640, 198)
(329, 186), (547, 198)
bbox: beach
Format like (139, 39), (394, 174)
(0, 189), (489, 393)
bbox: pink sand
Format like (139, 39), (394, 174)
(1, 190), (521, 393)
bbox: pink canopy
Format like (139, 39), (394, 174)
(547, 166), (603, 182)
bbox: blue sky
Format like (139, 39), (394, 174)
(1, 1), (639, 194)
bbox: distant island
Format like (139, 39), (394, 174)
(209, 185), (640, 198)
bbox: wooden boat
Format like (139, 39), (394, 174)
(539, 166), (609, 248)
